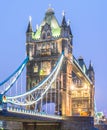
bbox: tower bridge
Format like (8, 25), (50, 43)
(0, 7), (97, 130)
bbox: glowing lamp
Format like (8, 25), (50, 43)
(78, 108), (81, 112)
(3, 96), (7, 103)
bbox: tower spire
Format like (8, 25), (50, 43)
(67, 19), (72, 36)
(26, 16), (33, 33)
(89, 60), (94, 72)
(88, 60), (95, 84)
(61, 10), (67, 27)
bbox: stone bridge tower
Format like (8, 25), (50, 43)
(26, 7), (73, 116)
(26, 7), (95, 117)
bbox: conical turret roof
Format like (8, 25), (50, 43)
(89, 61), (94, 72)
(26, 17), (32, 33)
(32, 7), (61, 39)
(61, 15), (67, 27)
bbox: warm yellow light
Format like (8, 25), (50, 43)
(78, 108), (81, 112)
(71, 85), (75, 90)
(84, 84), (88, 89)
(3, 95), (7, 103)
(77, 72), (82, 77)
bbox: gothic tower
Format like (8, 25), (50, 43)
(26, 7), (95, 117)
(26, 7), (73, 116)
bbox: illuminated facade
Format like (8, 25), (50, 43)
(26, 7), (95, 116)
(72, 57), (95, 116)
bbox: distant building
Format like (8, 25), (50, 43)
(95, 115), (107, 130)
(95, 124), (107, 130)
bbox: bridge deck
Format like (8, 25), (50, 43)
(0, 109), (62, 122)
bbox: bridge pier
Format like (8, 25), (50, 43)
(23, 122), (60, 130)
(23, 122), (36, 130)
(61, 116), (97, 130)
(23, 117), (97, 130)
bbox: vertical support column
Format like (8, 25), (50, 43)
(65, 59), (72, 116)
(61, 54), (72, 116)
(61, 72), (66, 116)
(90, 84), (95, 116)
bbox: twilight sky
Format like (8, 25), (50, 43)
(0, 1), (107, 115)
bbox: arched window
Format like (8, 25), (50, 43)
(47, 30), (52, 39)
(42, 32), (46, 39)
(47, 32), (50, 37)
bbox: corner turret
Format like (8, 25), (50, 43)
(26, 16), (33, 42)
(61, 12), (73, 40)
(67, 20), (72, 36)
(26, 16), (33, 33)
(78, 56), (87, 74)
(26, 16), (34, 60)
(67, 20), (73, 45)
(61, 11), (67, 27)
(61, 12), (68, 37)
(88, 61), (95, 84)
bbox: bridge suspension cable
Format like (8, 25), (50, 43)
(6, 53), (64, 106)
(0, 57), (29, 95)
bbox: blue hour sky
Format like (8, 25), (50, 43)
(0, 1), (107, 115)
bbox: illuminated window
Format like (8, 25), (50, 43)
(33, 63), (38, 73)
(46, 43), (50, 49)
(39, 61), (51, 75)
